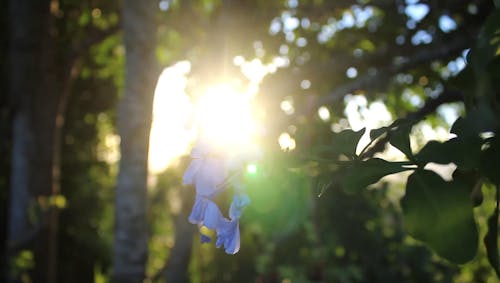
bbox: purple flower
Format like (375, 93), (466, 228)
(216, 218), (240, 254)
(183, 139), (252, 254)
(229, 194), (250, 220)
(188, 196), (224, 230)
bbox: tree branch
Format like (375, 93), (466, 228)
(71, 25), (121, 60)
(313, 32), (472, 110)
(360, 88), (464, 159)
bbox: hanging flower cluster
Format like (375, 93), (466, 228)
(183, 141), (253, 254)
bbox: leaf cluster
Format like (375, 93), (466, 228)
(310, 7), (500, 274)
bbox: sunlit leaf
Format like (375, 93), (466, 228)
(402, 170), (478, 264)
(340, 158), (412, 193)
(484, 196), (500, 277)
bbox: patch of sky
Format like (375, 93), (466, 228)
(396, 73), (413, 84)
(402, 88), (424, 108)
(438, 15), (457, 33)
(301, 18), (311, 29)
(269, 18), (281, 35)
(279, 44), (289, 55)
(405, 3), (429, 22)
(447, 56), (467, 76)
(273, 56), (290, 68)
(317, 6), (374, 44)
(287, 0), (299, 9)
(395, 35), (406, 45)
(437, 103), (463, 126)
(353, 48), (363, 58)
(296, 37), (307, 47)
(352, 5), (374, 27)
(282, 11), (300, 32)
(300, 79), (311, 89)
(338, 12), (355, 29)
(280, 97), (295, 115)
(462, 49), (470, 59)
(406, 19), (417, 29)
(411, 30), (432, 45)
(317, 23), (337, 44)
(434, 54), (467, 80)
(346, 67), (358, 78)
(425, 83), (444, 99)
(159, 0), (170, 11)
(343, 94), (392, 153)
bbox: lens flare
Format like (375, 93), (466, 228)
(195, 84), (256, 152)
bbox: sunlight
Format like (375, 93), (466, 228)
(148, 61), (194, 173)
(194, 84), (256, 152)
(148, 56), (272, 173)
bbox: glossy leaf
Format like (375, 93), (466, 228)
(402, 170), (478, 264)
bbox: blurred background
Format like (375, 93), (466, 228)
(1, 0), (499, 282)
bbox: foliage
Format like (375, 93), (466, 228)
(3, 0), (500, 282)
(304, 6), (500, 275)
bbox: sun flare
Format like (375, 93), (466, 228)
(194, 84), (257, 152)
(148, 58), (268, 173)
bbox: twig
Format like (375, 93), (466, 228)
(360, 88), (464, 158)
(314, 34), (471, 110)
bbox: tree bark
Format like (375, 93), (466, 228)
(6, 1), (61, 283)
(164, 185), (195, 283)
(112, 1), (157, 282)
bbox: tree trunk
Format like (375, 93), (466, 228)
(112, 1), (157, 282)
(164, 185), (195, 283)
(6, 1), (66, 282)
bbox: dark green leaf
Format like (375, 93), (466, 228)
(389, 120), (413, 159)
(452, 169), (483, 207)
(468, 9), (500, 70)
(401, 170), (478, 264)
(332, 128), (366, 159)
(415, 138), (482, 170)
(451, 101), (498, 139)
(369, 126), (388, 141)
(450, 117), (465, 136)
(481, 137), (500, 184)
(340, 158), (412, 193)
(467, 101), (499, 135)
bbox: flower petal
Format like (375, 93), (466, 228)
(190, 141), (211, 158)
(188, 196), (206, 225)
(229, 194), (251, 220)
(203, 200), (223, 230)
(195, 157), (226, 197)
(183, 159), (203, 185)
(216, 219), (240, 254)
